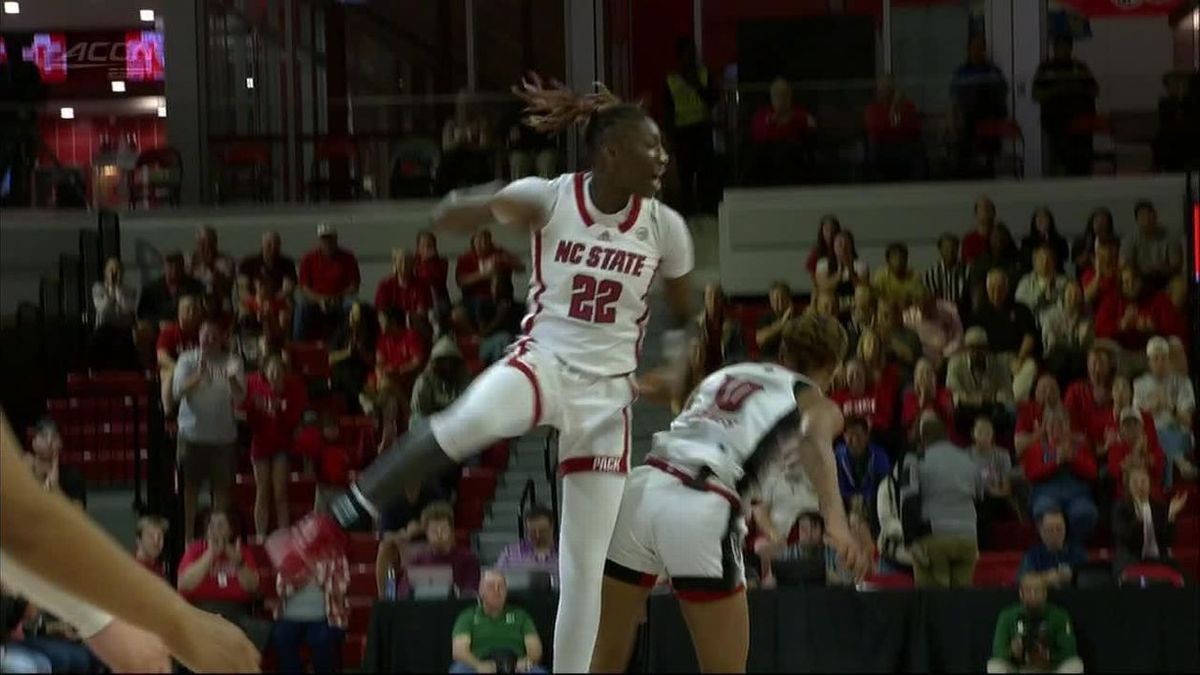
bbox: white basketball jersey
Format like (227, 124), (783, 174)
(513, 173), (694, 377)
(650, 362), (819, 496)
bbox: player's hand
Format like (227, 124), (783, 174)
(163, 606), (260, 673)
(85, 619), (173, 673)
(825, 527), (870, 583)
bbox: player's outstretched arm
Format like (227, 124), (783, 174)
(791, 393), (870, 581)
(432, 180), (551, 236)
(0, 412), (261, 673)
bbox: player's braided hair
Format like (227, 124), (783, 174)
(512, 73), (646, 152)
(781, 314), (848, 374)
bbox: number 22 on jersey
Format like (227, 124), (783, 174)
(568, 273), (623, 324)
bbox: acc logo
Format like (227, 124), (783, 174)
(635, 228), (648, 241)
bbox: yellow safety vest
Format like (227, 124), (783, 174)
(666, 69), (710, 128)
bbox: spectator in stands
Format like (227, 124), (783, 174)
(1081, 237), (1120, 308)
(237, 230), (297, 306)
(901, 358), (956, 448)
(968, 225), (1022, 313)
(1072, 208), (1115, 278)
(1025, 412), (1098, 548)
(665, 36), (719, 217)
(137, 251), (204, 326)
(1164, 277), (1190, 341)
(1032, 35), (1098, 176)
(832, 352), (895, 435)
(835, 416), (891, 515)
(446, 304), (483, 370)
(1020, 208), (1069, 275)
(271, 536), (349, 674)
(1111, 464), (1187, 576)
(873, 299), (921, 374)
(236, 275), (291, 364)
(924, 232), (971, 314)
(411, 336), (472, 425)
(89, 257), (140, 370)
(1134, 337), (1197, 488)
(376, 501), (480, 599)
(242, 354), (308, 538)
(1015, 245), (1068, 319)
(913, 414), (981, 589)
(696, 283), (746, 373)
(987, 574), (1083, 674)
(1065, 345), (1115, 436)
(1167, 334), (1189, 376)
(362, 307), (427, 450)
(1040, 281), (1092, 385)
(864, 74), (924, 181)
(329, 302), (378, 414)
(172, 320), (245, 541)
(295, 223), (361, 341)
(951, 37), (1009, 177)
(872, 242), (925, 310)
(134, 515), (168, 578)
(438, 88), (497, 195)
(450, 570), (545, 674)
(947, 327), (1014, 439)
(375, 248), (432, 321)
(1153, 69), (1200, 172)
(414, 230), (451, 314)
(755, 281), (795, 357)
(750, 76), (815, 185)
(1015, 374), (1071, 457)
(26, 419), (85, 507)
(876, 449), (918, 575)
(478, 275), (521, 367)
(18, 604), (100, 673)
(1018, 509), (1086, 589)
(972, 417), (1020, 549)
(1107, 407), (1166, 502)
(969, 268), (1040, 403)
(960, 196), (997, 265)
(1121, 201), (1183, 291)
(1091, 375), (1155, 463)
(379, 479), (444, 538)
(815, 230), (869, 318)
(1095, 267), (1174, 374)
(902, 292), (963, 372)
(456, 229), (525, 324)
(753, 511), (830, 588)
(176, 509), (269, 650)
(805, 291), (838, 319)
(496, 505), (558, 577)
(188, 225), (237, 321)
(805, 215), (840, 281)
(305, 413), (353, 513)
(156, 294), (201, 411)
(843, 284), (875, 355)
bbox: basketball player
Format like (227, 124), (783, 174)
(268, 76), (695, 672)
(591, 314), (872, 673)
(0, 412), (261, 673)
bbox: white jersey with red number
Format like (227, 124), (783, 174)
(503, 172), (694, 377)
(650, 361), (819, 497)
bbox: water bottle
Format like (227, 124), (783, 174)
(385, 568), (397, 601)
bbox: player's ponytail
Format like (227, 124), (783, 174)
(781, 314), (849, 374)
(512, 73), (645, 151)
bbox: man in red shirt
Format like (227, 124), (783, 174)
(455, 229), (524, 322)
(1094, 266), (1175, 365)
(864, 75), (924, 181)
(375, 248), (433, 319)
(1064, 345), (1115, 435)
(176, 509), (269, 648)
(1023, 413), (1099, 548)
(960, 196), (996, 264)
(1015, 374), (1072, 456)
(415, 230), (450, 312)
(156, 294), (201, 411)
(295, 223), (360, 340)
(363, 307), (428, 448)
(1081, 238), (1120, 307)
(749, 77), (816, 185)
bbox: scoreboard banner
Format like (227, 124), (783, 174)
(0, 30), (164, 94)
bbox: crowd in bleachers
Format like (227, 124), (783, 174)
(3, 185), (1198, 673)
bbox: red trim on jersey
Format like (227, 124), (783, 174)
(572, 172), (643, 234)
(644, 456), (741, 510)
(673, 584), (746, 603)
(521, 229), (546, 334)
(506, 343), (542, 427)
(558, 454), (627, 477)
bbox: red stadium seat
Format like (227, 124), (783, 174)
(988, 521), (1039, 551)
(1175, 516), (1199, 548)
(458, 467), (497, 503)
(348, 565), (377, 597)
(343, 633), (366, 669)
(1119, 562), (1186, 588)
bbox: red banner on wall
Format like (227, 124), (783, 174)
(1054, 0), (1184, 17)
(0, 30), (164, 91)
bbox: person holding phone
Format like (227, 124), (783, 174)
(988, 575), (1083, 673)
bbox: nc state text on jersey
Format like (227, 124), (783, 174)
(554, 241), (650, 277)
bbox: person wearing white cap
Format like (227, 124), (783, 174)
(946, 326), (1014, 439)
(1132, 336), (1197, 489)
(295, 223), (361, 340)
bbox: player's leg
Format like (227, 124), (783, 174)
(679, 591), (750, 674)
(590, 575), (654, 672)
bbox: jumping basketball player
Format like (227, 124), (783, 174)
(268, 76), (695, 672)
(590, 314), (872, 673)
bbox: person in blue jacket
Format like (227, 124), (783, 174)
(835, 415), (892, 516)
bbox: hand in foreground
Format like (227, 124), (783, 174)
(164, 606), (260, 673)
(85, 619), (172, 673)
(825, 527), (871, 583)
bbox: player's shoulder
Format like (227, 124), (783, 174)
(796, 387), (841, 429)
(645, 198), (688, 233)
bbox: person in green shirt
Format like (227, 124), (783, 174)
(450, 570), (545, 674)
(987, 574), (1084, 673)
